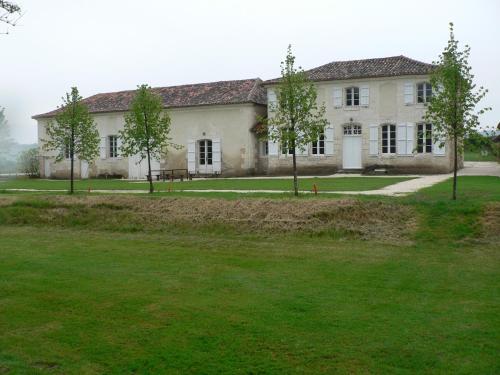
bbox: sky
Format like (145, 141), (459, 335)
(1, 0), (499, 144)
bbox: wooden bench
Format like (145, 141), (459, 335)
(148, 169), (193, 182)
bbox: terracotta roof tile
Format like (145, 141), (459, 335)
(265, 55), (435, 84)
(33, 78), (266, 119)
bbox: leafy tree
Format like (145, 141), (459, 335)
(17, 147), (39, 177)
(263, 45), (329, 196)
(0, 1), (21, 30)
(119, 84), (180, 193)
(425, 23), (491, 200)
(43, 87), (99, 194)
(0, 107), (14, 159)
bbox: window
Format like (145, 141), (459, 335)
(312, 132), (325, 155)
(381, 124), (396, 154)
(260, 141), (268, 156)
(417, 123), (433, 153)
(199, 139), (213, 165)
(281, 129), (294, 155)
(109, 135), (118, 158)
(345, 87), (360, 107)
(64, 144), (71, 159)
(417, 82), (432, 103)
(343, 124), (362, 135)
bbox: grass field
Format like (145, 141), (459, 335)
(0, 176), (498, 374)
(0, 176), (412, 192)
(464, 150), (498, 162)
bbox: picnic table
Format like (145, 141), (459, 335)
(148, 169), (192, 182)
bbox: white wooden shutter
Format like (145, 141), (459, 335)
(396, 124), (407, 155)
(187, 139), (196, 173)
(117, 136), (123, 159)
(212, 138), (222, 173)
(406, 123), (415, 155)
(267, 125), (279, 156)
(369, 125), (379, 155)
(332, 87), (342, 108)
(404, 82), (414, 105)
(360, 85), (369, 106)
(433, 127), (446, 155)
(99, 136), (107, 159)
(324, 125), (334, 155)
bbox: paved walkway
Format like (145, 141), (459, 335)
(3, 162), (498, 197)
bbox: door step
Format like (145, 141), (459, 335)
(337, 169), (363, 174)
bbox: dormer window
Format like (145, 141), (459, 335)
(345, 87), (359, 107)
(417, 82), (432, 103)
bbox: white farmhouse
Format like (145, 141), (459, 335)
(34, 56), (459, 178)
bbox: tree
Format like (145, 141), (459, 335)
(0, 1), (22, 32)
(0, 107), (14, 159)
(43, 87), (99, 194)
(17, 147), (39, 177)
(263, 45), (329, 196)
(425, 23), (491, 200)
(119, 84), (180, 193)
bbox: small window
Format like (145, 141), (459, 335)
(417, 82), (432, 103)
(64, 144), (71, 159)
(345, 87), (360, 107)
(417, 123), (433, 153)
(381, 124), (396, 154)
(312, 132), (325, 155)
(199, 139), (213, 165)
(109, 135), (118, 158)
(343, 124), (362, 135)
(281, 129), (294, 155)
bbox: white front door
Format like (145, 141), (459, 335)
(342, 124), (362, 169)
(198, 139), (213, 174)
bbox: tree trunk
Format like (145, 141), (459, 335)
(453, 133), (458, 200)
(292, 146), (298, 197)
(146, 146), (153, 194)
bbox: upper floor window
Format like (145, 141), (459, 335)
(417, 82), (432, 103)
(109, 135), (118, 158)
(417, 123), (433, 153)
(345, 87), (360, 107)
(381, 124), (396, 154)
(312, 132), (325, 155)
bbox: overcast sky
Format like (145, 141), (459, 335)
(1, 0), (499, 143)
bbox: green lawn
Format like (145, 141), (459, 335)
(0, 176), (412, 192)
(464, 150), (498, 162)
(0, 176), (498, 374)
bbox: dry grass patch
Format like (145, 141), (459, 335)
(482, 202), (500, 242)
(23, 195), (417, 242)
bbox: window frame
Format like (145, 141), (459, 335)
(260, 140), (269, 157)
(417, 82), (432, 104)
(108, 135), (118, 158)
(417, 123), (433, 153)
(311, 132), (325, 155)
(381, 124), (397, 154)
(345, 87), (360, 107)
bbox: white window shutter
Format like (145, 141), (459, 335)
(360, 85), (369, 106)
(406, 123), (414, 155)
(369, 125), (379, 155)
(187, 139), (196, 173)
(99, 136), (107, 159)
(332, 87), (342, 108)
(117, 137), (123, 159)
(433, 128), (446, 155)
(267, 90), (277, 112)
(324, 125), (334, 155)
(396, 124), (407, 155)
(296, 129), (308, 156)
(267, 125), (279, 156)
(212, 138), (222, 173)
(404, 82), (414, 105)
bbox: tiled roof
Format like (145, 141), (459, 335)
(265, 55), (435, 84)
(33, 78), (266, 119)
